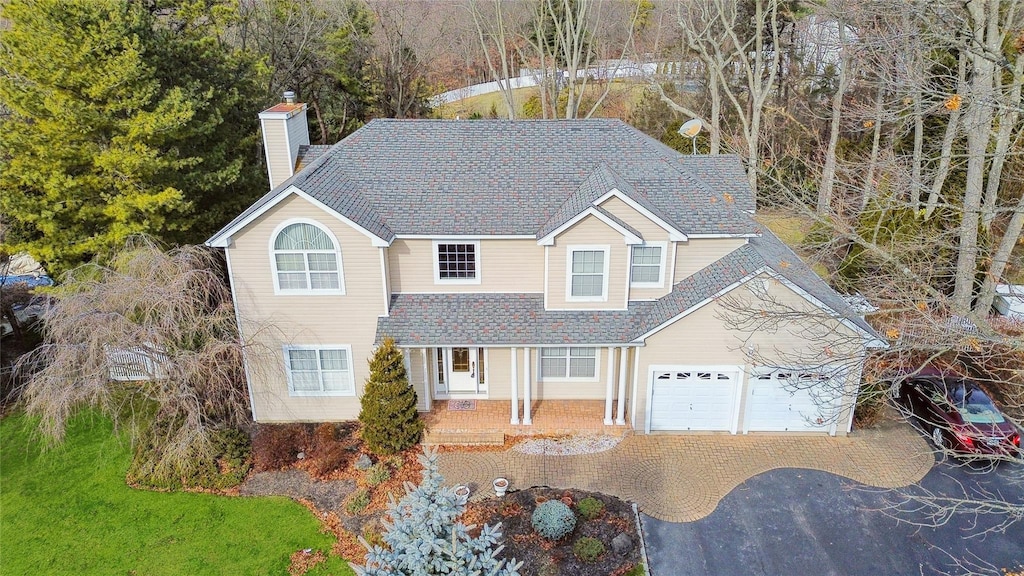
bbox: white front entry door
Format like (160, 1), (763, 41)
(446, 347), (479, 393)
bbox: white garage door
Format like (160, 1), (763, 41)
(649, 367), (741, 432)
(746, 369), (839, 432)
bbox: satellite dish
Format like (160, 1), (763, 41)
(678, 119), (703, 155)
(679, 118), (702, 138)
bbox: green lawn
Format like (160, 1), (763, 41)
(0, 412), (353, 576)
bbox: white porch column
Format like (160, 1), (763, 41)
(523, 347), (532, 425)
(420, 348), (431, 412)
(510, 347), (520, 425)
(616, 346), (628, 425)
(604, 347), (615, 425)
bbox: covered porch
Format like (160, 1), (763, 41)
(421, 399), (631, 445)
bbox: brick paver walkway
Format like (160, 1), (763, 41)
(437, 420), (935, 522)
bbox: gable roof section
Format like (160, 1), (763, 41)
(536, 163), (685, 243)
(209, 120), (761, 247)
(206, 146), (395, 248)
(746, 233), (881, 342)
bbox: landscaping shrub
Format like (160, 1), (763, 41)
(572, 537), (605, 563)
(252, 424), (311, 471)
(623, 563), (645, 576)
(531, 500), (576, 540)
(853, 377), (889, 429)
(358, 337), (423, 455)
(311, 442), (350, 477)
(575, 496), (604, 520)
(311, 422), (338, 453)
(127, 421), (252, 490)
(365, 462), (391, 487)
(345, 488), (370, 515)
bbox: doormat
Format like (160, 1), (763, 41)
(448, 400), (477, 411)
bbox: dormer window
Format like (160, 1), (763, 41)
(271, 220), (345, 295)
(566, 245), (610, 302)
(434, 240), (481, 284)
(630, 242), (666, 288)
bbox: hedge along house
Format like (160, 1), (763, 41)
(206, 96), (886, 437)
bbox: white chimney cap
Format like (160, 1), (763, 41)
(283, 91), (296, 104)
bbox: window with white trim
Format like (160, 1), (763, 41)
(285, 346), (354, 396)
(568, 247), (609, 300)
(630, 244), (664, 287)
(434, 241), (480, 283)
(272, 222), (343, 294)
(540, 347), (597, 379)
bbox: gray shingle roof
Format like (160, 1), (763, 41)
(376, 241), (882, 346)
(295, 145), (331, 170)
(207, 119), (758, 245)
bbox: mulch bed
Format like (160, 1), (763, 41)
(463, 487), (643, 576)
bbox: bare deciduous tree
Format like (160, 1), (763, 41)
(19, 239), (253, 478)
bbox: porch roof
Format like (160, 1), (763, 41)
(375, 238), (881, 347)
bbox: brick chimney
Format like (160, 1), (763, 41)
(258, 91), (310, 190)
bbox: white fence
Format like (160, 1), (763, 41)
(431, 60), (663, 106)
(107, 346), (169, 382)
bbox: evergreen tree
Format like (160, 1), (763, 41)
(358, 337), (423, 455)
(0, 0), (265, 276)
(355, 448), (521, 576)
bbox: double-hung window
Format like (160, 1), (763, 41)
(630, 243), (665, 287)
(285, 346), (354, 396)
(272, 221), (344, 294)
(567, 246), (609, 301)
(540, 347), (598, 380)
(434, 241), (480, 284)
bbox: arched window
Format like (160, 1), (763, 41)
(272, 222), (343, 293)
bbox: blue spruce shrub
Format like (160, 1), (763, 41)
(531, 500), (577, 540)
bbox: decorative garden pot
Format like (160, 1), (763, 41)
(493, 477), (509, 497)
(454, 485), (471, 503)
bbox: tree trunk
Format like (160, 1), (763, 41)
(952, 0), (998, 314)
(981, 56), (1023, 228)
(862, 82), (885, 209)
(924, 51), (966, 219)
(817, 19), (850, 216)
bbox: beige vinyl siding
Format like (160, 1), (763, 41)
(673, 238), (747, 282)
(634, 274), (864, 435)
(260, 119), (291, 189)
(598, 196), (674, 301)
(546, 216), (629, 309)
(388, 239), (543, 293)
(227, 193), (386, 422)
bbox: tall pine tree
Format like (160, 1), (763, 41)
(0, 0), (265, 276)
(358, 337), (423, 455)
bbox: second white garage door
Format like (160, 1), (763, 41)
(745, 369), (839, 433)
(648, 366), (742, 432)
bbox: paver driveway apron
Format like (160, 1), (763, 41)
(437, 423), (934, 522)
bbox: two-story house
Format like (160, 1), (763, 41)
(206, 97), (885, 436)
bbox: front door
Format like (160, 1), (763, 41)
(446, 347), (479, 393)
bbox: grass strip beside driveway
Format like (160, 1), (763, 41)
(0, 412), (352, 576)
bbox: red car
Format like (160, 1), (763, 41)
(897, 367), (1021, 457)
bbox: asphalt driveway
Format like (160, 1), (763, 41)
(641, 460), (1024, 575)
